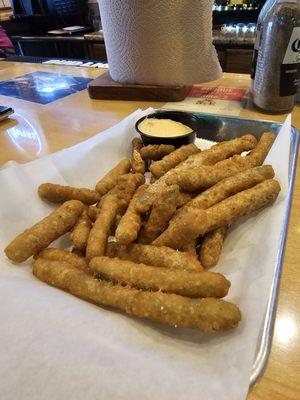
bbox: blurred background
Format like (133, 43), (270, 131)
(0, 1), (267, 73)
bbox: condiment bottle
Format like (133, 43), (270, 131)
(253, 0), (300, 113)
(250, 0), (280, 91)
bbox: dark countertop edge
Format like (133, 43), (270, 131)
(11, 34), (254, 48)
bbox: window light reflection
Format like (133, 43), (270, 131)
(275, 314), (298, 345)
(39, 82), (69, 93)
(6, 113), (42, 156)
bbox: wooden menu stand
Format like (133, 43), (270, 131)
(88, 72), (191, 101)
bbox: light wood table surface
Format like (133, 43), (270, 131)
(0, 62), (299, 400)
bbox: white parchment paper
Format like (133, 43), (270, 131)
(0, 111), (292, 400)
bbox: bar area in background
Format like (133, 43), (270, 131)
(0, 0), (268, 74)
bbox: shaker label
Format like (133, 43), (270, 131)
(283, 27), (300, 64)
(281, 28), (300, 96)
(280, 64), (300, 96)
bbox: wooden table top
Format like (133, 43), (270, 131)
(0, 61), (299, 400)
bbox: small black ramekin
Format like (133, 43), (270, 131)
(135, 111), (200, 148)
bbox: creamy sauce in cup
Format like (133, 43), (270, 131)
(138, 118), (192, 138)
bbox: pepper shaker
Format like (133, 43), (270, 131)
(253, 0), (300, 113)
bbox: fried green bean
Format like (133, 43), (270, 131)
(199, 226), (228, 269)
(106, 242), (203, 272)
(153, 179), (280, 249)
(5, 200), (85, 262)
(32, 259), (241, 331)
(38, 183), (100, 205)
(95, 159), (131, 195)
(70, 210), (92, 252)
(36, 248), (88, 270)
(89, 256), (230, 298)
(86, 195), (119, 260)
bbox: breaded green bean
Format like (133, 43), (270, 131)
(99, 173), (145, 214)
(153, 208), (208, 250)
(134, 185), (157, 214)
(249, 132), (276, 164)
(135, 135), (257, 212)
(86, 195), (119, 260)
(95, 159), (131, 195)
(89, 256), (230, 298)
(217, 132), (275, 170)
(114, 173), (145, 212)
(175, 134), (257, 171)
(5, 200), (84, 263)
(131, 138), (146, 174)
(199, 226), (228, 269)
(205, 179), (281, 231)
(140, 144), (175, 160)
(166, 164), (248, 192)
(38, 183), (100, 205)
(139, 185), (179, 244)
(36, 248), (88, 270)
(169, 133), (275, 192)
(106, 242), (203, 272)
(115, 185), (149, 245)
(172, 165), (275, 222)
(153, 179), (281, 249)
(135, 188), (192, 215)
(32, 259), (241, 331)
(150, 144), (199, 178)
(70, 210), (92, 252)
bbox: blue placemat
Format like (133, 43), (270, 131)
(0, 71), (91, 104)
